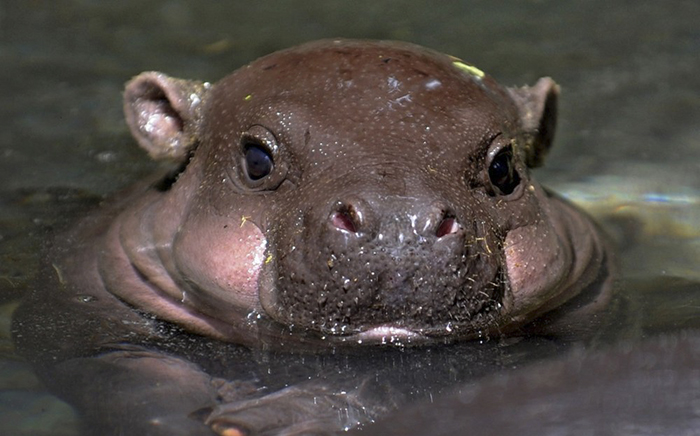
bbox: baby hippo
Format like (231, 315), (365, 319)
(13, 39), (613, 435)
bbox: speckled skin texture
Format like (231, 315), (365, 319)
(13, 40), (613, 435)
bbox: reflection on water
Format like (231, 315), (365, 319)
(564, 174), (700, 280)
(1, 0), (699, 434)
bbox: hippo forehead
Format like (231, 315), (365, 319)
(205, 40), (520, 167)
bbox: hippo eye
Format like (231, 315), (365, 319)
(488, 147), (520, 195)
(244, 142), (274, 180)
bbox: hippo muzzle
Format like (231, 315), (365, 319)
(259, 173), (506, 342)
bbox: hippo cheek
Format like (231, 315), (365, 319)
(504, 222), (571, 324)
(171, 216), (267, 322)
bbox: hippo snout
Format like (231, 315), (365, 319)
(261, 193), (505, 340)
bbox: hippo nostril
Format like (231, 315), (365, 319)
(331, 210), (358, 233)
(436, 217), (459, 238)
(329, 199), (370, 234)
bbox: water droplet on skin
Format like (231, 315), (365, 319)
(424, 78), (442, 90)
(75, 294), (97, 303)
(387, 76), (400, 90)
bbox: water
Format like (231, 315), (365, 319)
(1, 1), (699, 434)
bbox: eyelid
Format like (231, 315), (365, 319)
(485, 132), (506, 161)
(243, 124), (280, 155)
(242, 136), (272, 156)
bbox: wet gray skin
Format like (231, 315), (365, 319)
(12, 39), (613, 435)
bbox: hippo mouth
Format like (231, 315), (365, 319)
(258, 230), (508, 343)
(326, 322), (489, 346)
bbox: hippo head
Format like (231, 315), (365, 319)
(120, 40), (596, 347)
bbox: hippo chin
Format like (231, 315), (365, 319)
(13, 39), (613, 434)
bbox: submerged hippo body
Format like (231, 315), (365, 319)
(13, 40), (613, 434)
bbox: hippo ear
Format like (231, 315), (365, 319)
(123, 72), (210, 163)
(507, 77), (559, 168)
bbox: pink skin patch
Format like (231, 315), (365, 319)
(504, 222), (569, 323)
(173, 215), (267, 319)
